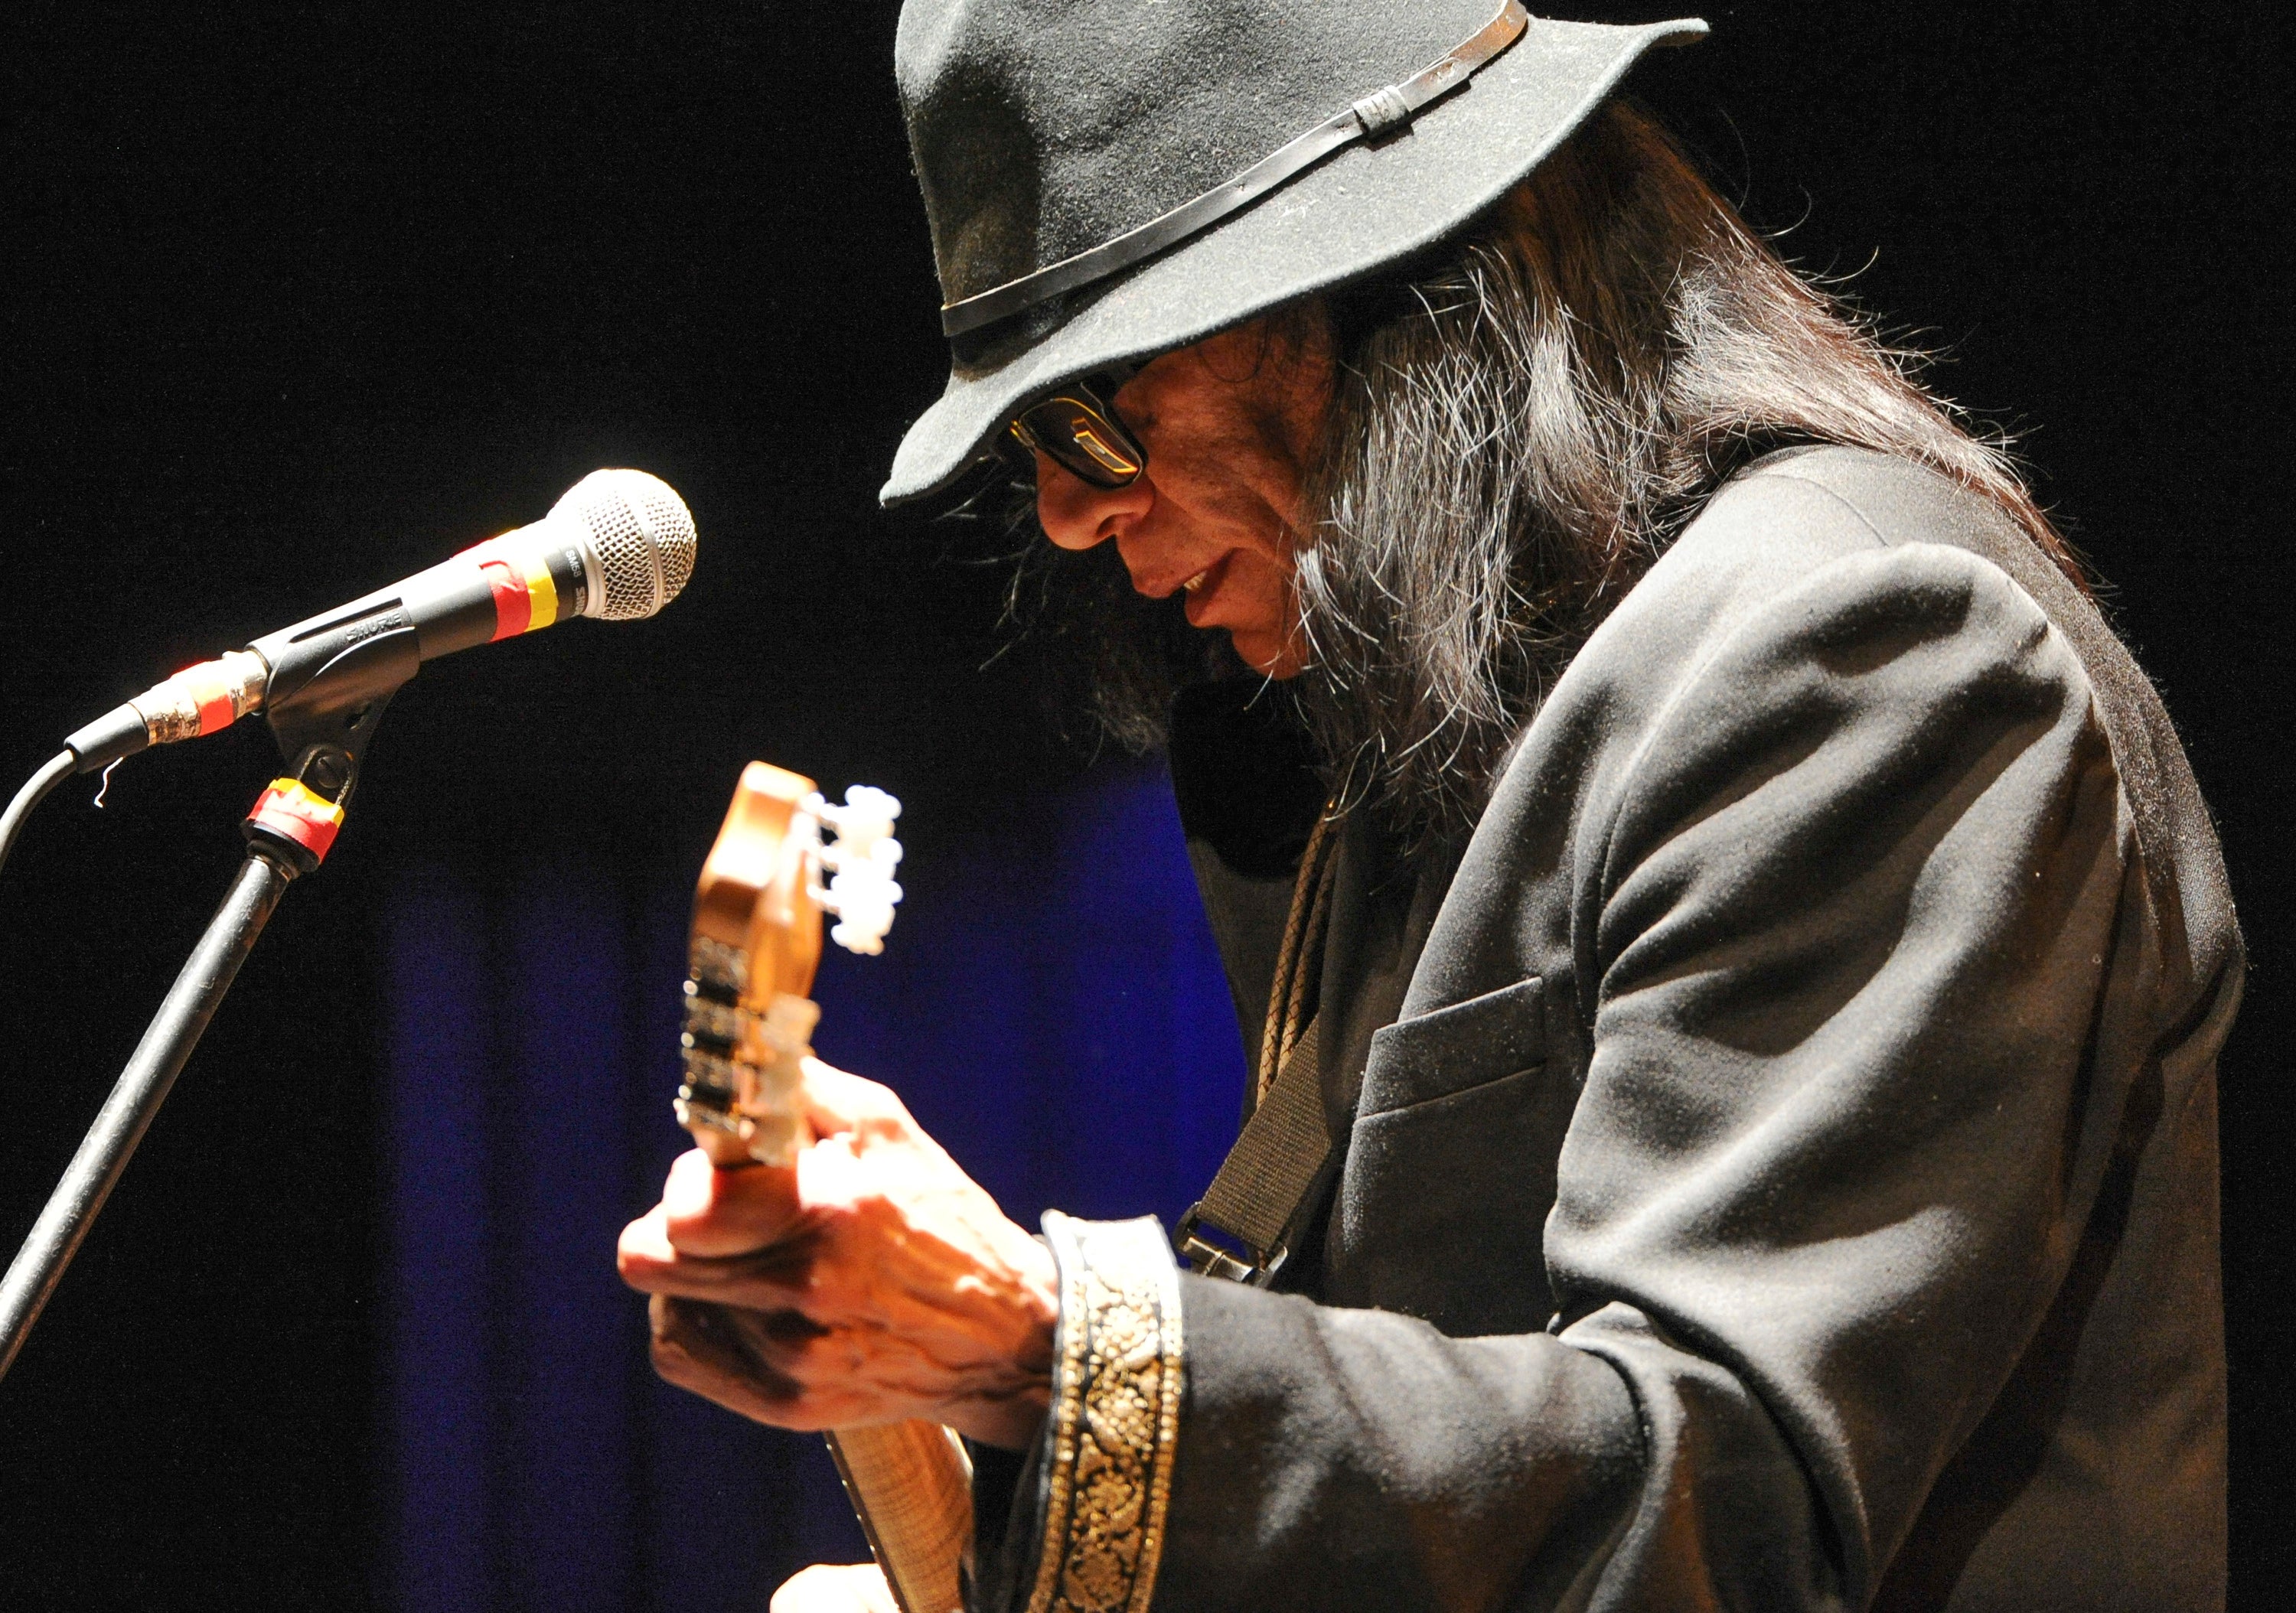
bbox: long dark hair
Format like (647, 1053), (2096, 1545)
(991, 102), (2079, 837)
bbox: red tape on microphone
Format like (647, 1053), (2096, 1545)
(479, 557), (531, 640)
(185, 666), (237, 735)
(161, 660), (242, 735)
(458, 535), (559, 641)
(246, 777), (347, 863)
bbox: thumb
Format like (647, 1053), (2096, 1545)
(794, 1057), (918, 1141)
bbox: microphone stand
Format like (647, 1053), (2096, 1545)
(0, 619), (417, 1381)
(0, 847), (298, 1377)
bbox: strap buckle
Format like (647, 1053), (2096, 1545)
(1174, 1204), (1287, 1286)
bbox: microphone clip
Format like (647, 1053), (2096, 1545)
(242, 613), (421, 875)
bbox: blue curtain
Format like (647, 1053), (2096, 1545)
(380, 756), (1242, 1610)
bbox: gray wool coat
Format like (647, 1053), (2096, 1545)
(976, 445), (2239, 1612)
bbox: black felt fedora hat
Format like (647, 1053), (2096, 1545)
(881, 1), (1707, 505)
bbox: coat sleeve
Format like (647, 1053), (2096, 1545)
(971, 539), (2133, 1613)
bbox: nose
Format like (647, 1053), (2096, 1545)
(1035, 451), (1153, 552)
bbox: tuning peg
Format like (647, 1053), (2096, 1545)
(802, 787), (906, 956)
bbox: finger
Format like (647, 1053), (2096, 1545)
(620, 1221), (815, 1309)
(656, 1298), (954, 1413)
(770, 1562), (897, 1613)
(689, 1305), (865, 1396)
(618, 1204), (680, 1286)
(698, 1301), (1034, 1416)
(660, 1148), (804, 1256)
(651, 1299), (906, 1431)
(648, 1295), (805, 1419)
(621, 1203), (804, 1296)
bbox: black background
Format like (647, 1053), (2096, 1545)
(2, 3), (2287, 1607)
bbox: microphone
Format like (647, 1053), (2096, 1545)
(61, 469), (697, 774)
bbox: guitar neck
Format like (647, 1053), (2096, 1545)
(827, 1423), (974, 1613)
(680, 764), (963, 1613)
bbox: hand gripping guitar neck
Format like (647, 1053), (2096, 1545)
(677, 763), (972, 1613)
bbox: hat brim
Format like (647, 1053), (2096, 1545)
(881, 15), (1707, 506)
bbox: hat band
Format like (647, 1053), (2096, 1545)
(938, 0), (1532, 341)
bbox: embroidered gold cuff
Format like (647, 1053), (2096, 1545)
(1026, 1212), (1186, 1613)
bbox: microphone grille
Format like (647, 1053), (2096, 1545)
(550, 469), (698, 621)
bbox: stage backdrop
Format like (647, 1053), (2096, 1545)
(380, 755), (1241, 1611)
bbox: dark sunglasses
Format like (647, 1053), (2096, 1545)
(1006, 370), (1146, 489)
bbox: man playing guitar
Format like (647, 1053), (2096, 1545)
(620, 5), (2240, 1610)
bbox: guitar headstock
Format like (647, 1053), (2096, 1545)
(677, 761), (903, 1167)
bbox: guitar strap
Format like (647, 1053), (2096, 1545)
(1176, 808), (1342, 1286)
